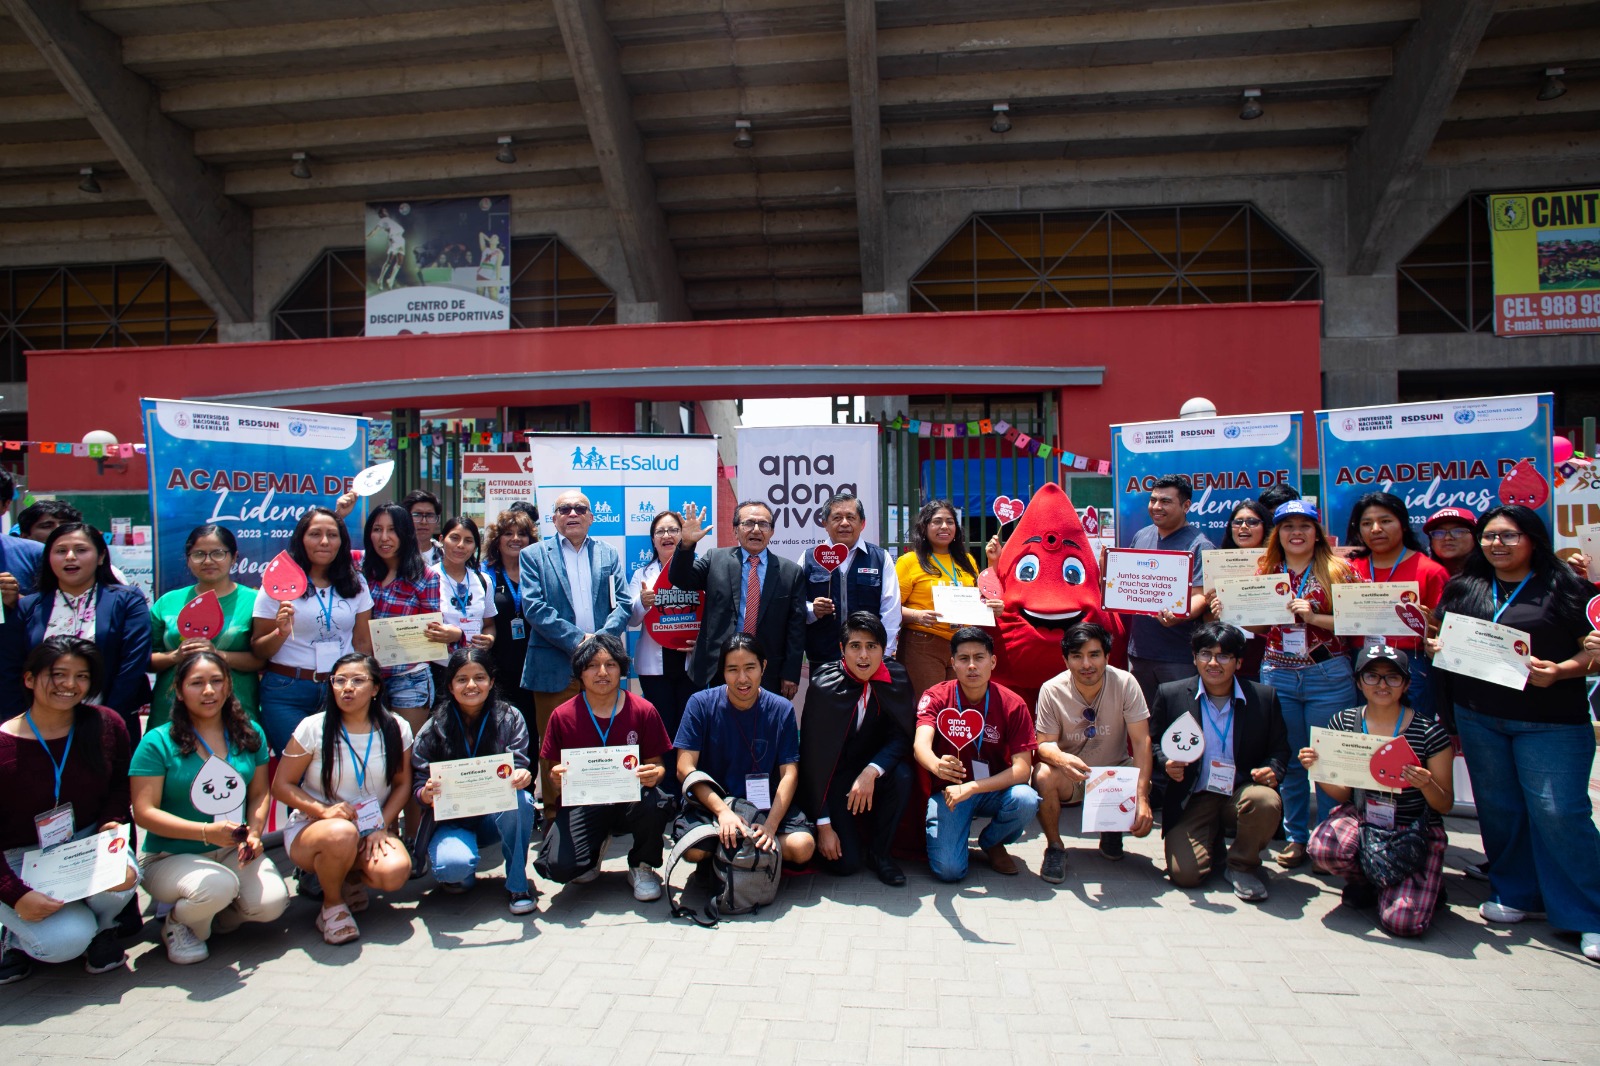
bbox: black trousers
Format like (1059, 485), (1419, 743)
(816, 760), (913, 877)
(534, 785), (674, 882)
(639, 650), (697, 796)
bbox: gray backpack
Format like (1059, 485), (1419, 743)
(664, 771), (782, 925)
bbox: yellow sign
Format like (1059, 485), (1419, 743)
(1488, 190), (1600, 337)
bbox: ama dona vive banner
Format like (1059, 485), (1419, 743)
(142, 399), (369, 597)
(1111, 413), (1302, 548)
(735, 424), (880, 565)
(1316, 393), (1554, 539)
(364, 196), (511, 336)
(529, 435), (718, 584)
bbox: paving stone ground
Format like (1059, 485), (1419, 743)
(3, 801), (1599, 1065)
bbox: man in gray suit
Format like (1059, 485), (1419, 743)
(669, 500), (806, 698)
(520, 489), (632, 822)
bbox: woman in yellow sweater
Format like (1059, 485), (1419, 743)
(895, 499), (986, 699)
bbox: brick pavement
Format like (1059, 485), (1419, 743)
(2, 808), (1598, 1065)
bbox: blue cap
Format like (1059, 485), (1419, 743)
(1273, 500), (1320, 523)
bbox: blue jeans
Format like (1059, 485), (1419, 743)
(383, 666), (434, 710)
(1455, 704), (1600, 932)
(925, 783), (1040, 882)
(1262, 656), (1360, 844)
(429, 790), (535, 894)
(0, 826), (137, 963)
(258, 672), (326, 753)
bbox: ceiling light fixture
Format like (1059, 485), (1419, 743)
(290, 151), (311, 180)
(78, 167), (101, 194)
(733, 119), (753, 149)
(1537, 67), (1567, 102)
(1239, 88), (1263, 121)
(990, 102), (1012, 134)
(496, 135), (516, 164)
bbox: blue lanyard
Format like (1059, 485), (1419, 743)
(444, 570), (472, 614)
(1360, 708), (1404, 739)
(931, 555), (959, 585)
(339, 724), (376, 794)
(494, 566), (521, 615)
(581, 691), (624, 746)
(1492, 574), (1532, 624)
(24, 713), (74, 806)
(454, 708), (491, 758)
(964, 688), (992, 757)
(1202, 694), (1235, 759)
(311, 585), (336, 633)
(193, 731), (228, 760)
(1282, 563), (1315, 599)
(1372, 547), (1408, 583)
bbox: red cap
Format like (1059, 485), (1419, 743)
(1423, 507), (1477, 532)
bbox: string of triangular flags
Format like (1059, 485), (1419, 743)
(389, 429), (533, 450)
(0, 441), (145, 457)
(883, 416), (1113, 475)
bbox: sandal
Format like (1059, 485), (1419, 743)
(343, 883), (370, 913)
(315, 904), (360, 945)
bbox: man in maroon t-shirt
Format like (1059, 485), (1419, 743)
(535, 635), (675, 902)
(913, 627), (1040, 881)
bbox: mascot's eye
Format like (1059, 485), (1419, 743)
(1015, 554), (1041, 582)
(203, 783), (215, 795)
(1062, 559), (1086, 585)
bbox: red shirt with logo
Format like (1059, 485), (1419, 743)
(541, 690), (672, 763)
(915, 680), (1037, 778)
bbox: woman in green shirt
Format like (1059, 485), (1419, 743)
(148, 525), (264, 727)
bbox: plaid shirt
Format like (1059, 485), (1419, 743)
(369, 571), (441, 677)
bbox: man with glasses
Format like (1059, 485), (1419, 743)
(1032, 622), (1153, 883)
(1152, 622), (1289, 902)
(1126, 475), (1214, 710)
(803, 492), (901, 670)
(671, 500), (806, 697)
(400, 490), (444, 565)
(520, 489), (633, 824)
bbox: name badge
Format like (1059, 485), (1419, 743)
(510, 617), (526, 641)
(857, 567), (879, 576)
(34, 803), (74, 850)
(1280, 626), (1308, 656)
(312, 637), (341, 674)
(1205, 758), (1236, 795)
(970, 760), (992, 781)
(1364, 794), (1397, 830)
(744, 774), (772, 811)
(355, 797), (384, 833)
(458, 619), (484, 644)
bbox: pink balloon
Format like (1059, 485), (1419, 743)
(1554, 435), (1575, 464)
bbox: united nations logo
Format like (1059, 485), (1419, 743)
(1223, 424), (1241, 439)
(1453, 409), (1476, 425)
(288, 421), (307, 437)
(1492, 197), (1529, 231)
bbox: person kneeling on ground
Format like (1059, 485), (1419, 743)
(673, 635), (815, 870)
(913, 626), (1040, 882)
(1301, 644), (1453, 937)
(1033, 622), (1154, 884)
(535, 634), (675, 902)
(1152, 622), (1288, 902)
(798, 612), (916, 886)
(273, 654), (414, 945)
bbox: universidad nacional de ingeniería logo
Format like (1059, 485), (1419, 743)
(1492, 197), (1529, 231)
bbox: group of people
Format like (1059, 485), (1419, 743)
(3, 467), (1600, 987)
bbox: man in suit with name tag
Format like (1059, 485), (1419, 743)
(670, 500), (806, 698)
(1152, 622), (1289, 902)
(803, 492), (901, 669)
(520, 489), (632, 824)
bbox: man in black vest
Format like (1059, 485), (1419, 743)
(804, 492), (901, 669)
(798, 612), (916, 886)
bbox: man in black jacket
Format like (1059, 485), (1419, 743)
(798, 612), (916, 886)
(1151, 622), (1289, 902)
(669, 500), (807, 697)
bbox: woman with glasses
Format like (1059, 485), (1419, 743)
(629, 510), (701, 749)
(1423, 507), (1478, 577)
(896, 499), (986, 699)
(1300, 645), (1454, 937)
(148, 524), (264, 728)
(1431, 505), (1600, 960)
(1206, 500), (1272, 680)
(272, 654), (412, 945)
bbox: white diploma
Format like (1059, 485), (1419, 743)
(1200, 548), (1265, 591)
(1307, 727), (1402, 794)
(1102, 548), (1194, 616)
(1212, 574), (1294, 627)
(1331, 582), (1420, 637)
(1081, 767), (1142, 832)
(931, 584), (997, 627)
(368, 612), (450, 667)
(1434, 614), (1531, 690)
(561, 745), (642, 807)
(17, 826), (134, 903)
(432, 753), (518, 820)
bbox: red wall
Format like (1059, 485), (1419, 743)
(27, 302), (1322, 491)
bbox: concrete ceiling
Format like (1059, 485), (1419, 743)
(0, 0), (1597, 319)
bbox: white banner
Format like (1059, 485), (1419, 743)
(459, 451), (537, 534)
(734, 425), (880, 564)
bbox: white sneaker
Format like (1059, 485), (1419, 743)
(1581, 933), (1600, 960)
(1480, 900), (1543, 923)
(573, 837), (609, 884)
(627, 864), (664, 902)
(162, 916), (209, 965)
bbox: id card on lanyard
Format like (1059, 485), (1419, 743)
(310, 585), (341, 674)
(26, 712), (76, 848)
(341, 724), (384, 832)
(1360, 708), (1404, 828)
(499, 568), (527, 641)
(728, 701), (773, 810)
(1280, 564), (1315, 657)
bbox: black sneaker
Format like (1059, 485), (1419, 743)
(1098, 833), (1125, 861)
(1341, 881), (1379, 908)
(83, 929), (127, 975)
(507, 890), (537, 916)
(112, 897), (143, 939)
(0, 946), (32, 986)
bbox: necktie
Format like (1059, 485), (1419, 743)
(742, 553), (761, 634)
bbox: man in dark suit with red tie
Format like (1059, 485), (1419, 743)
(669, 500), (806, 697)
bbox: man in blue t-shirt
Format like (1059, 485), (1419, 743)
(673, 635), (815, 865)
(1126, 474), (1214, 710)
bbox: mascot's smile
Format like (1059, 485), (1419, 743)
(1018, 607), (1085, 633)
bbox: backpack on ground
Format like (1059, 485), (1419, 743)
(663, 771), (782, 926)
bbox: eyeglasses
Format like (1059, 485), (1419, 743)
(187, 549), (232, 563)
(330, 676), (371, 689)
(654, 527), (682, 536)
(738, 520), (774, 531)
(1194, 651), (1236, 664)
(409, 511), (439, 524)
(555, 504), (590, 516)
(1428, 528), (1472, 542)
(1479, 531), (1523, 545)
(1358, 670), (1406, 687)
(1230, 518), (1263, 528)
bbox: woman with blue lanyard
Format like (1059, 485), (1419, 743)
(272, 654), (413, 945)
(0, 638), (139, 984)
(412, 648), (536, 915)
(482, 509), (538, 743)
(1431, 505), (1600, 961)
(431, 517), (497, 688)
(896, 499), (985, 700)
(251, 507), (374, 753)
(149, 524), (264, 729)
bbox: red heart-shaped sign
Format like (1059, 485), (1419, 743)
(177, 589), (225, 641)
(1081, 506), (1100, 536)
(1498, 459), (1550, 509)
(935, 707), (984, 751)
(977, 566), (1003, 601)
(1368, 735), (1420, 790)
(1585, 594), (1600, 630)
(261, 551), (308, 602)
(812, 543), (849, 572)
(1394, 602), (1428, 637)
(992, 496), (1026, 525)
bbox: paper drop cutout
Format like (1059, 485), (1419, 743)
(935, 707), (984, 751)
(992, 495), (1026, 525)
(176, 589), (225, 641)
(261, 551), (308, 602)
(189, 755), (245, 821)
(1160, 710), (1206, 763)
(1394, 602), (1428, 637)
(1368, 735), (1421, 790)
(977, 566), (1003, 601)
(1498, 459), (1550, 510)
(351, 460), (395, 497)
(812, 543), (849, 572)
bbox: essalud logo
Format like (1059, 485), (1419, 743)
(571, 445), (607, 470)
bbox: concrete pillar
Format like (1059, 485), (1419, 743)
(1322, 274), (1397, 339)
(218, 321), (271, 344)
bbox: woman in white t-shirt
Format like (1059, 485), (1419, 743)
(432, 516), (497, 658)
(250, 508), (374, 753)
(271, 654), (412, 945)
